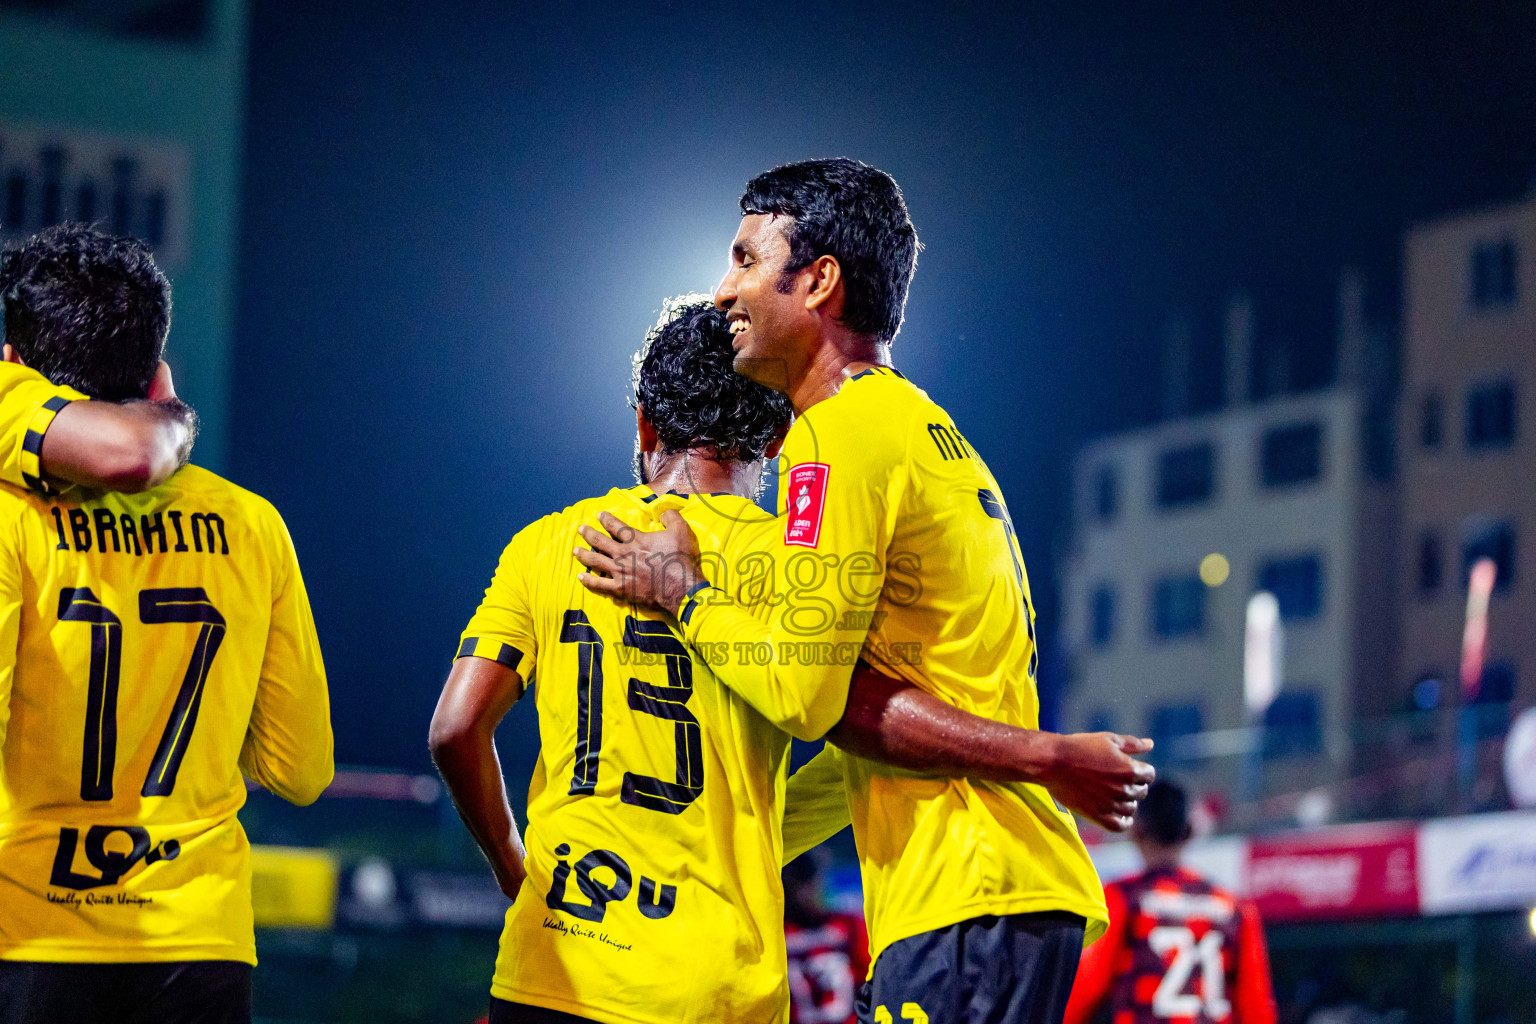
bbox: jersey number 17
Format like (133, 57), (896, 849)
(61, 586), (226, 802)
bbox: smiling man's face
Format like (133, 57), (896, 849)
(713, 213), (809, 393)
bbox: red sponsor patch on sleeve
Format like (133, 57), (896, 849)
(783, 462), (830, 548)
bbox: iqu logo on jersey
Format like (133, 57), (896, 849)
(545, 843), (676, 923)
(48, 825), (180, 891)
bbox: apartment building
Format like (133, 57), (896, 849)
(1061, 290), (1395, 802)
(1396, 195), (1536, 734)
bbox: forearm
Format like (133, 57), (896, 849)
(681, 593), (855, 741)
(782, 746), (851, 863)
(41, 398), (196, 491)
(826, 667), (1056, 782)
(239, 725), (335, 806)
(430, 656), (527, 893)
(432, 725), (525, 886)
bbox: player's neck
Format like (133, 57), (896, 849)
(787, 331), (891, 413)
(644, 450), (755, 500)
(1138, 844), (1184, 872)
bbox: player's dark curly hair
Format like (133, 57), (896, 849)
(0, 223), (170, 401)
(1138, 780), (1193, 846)
(740, 157), (920, 345)
(632, 296), (792, 462)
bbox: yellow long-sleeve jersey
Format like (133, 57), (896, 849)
(458, 486), (792, 1024)
(679, 367), (1108, 967)
(0, 441), (333, 965)
(0, 361), (87, 495)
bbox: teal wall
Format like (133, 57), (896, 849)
(0, 0), (249, 470)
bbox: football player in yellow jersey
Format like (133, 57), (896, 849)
(0, 226), (333, 1024)
(577, 160), (1155, 1024)
(432, 298), (798, 1024)
(432, 299), (1151, 1024)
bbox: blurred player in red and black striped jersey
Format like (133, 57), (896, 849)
(783, 852), (869, 1024)
(1065, 782), (1277, 1024)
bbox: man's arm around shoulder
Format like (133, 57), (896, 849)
(828, 661), (1155, 832)
(39, 361), (196, 491)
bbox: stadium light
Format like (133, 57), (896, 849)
(1241, 591), (1282, 803)
(1460, 556), (1497, 699)
(1456, 557), (1498, 811)
(1529, 904), (1536, 939)
(1245, 591), (1283, 715)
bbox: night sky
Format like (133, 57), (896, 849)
(232, 2), (1536, 768)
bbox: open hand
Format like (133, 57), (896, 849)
(575, 509), (705, 614)
(1037, 732), (1155, 833)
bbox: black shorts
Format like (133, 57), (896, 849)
(856, 911), (1085, 1024)
(0, 959), (251, 1024)
(488, 998), (602, 1024)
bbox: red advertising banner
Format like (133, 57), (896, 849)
(1246, 822), (1419, 922)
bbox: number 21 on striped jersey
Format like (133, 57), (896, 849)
(1148, 925), (1231, 1019)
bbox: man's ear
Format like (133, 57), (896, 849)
(147, 361), (177, 403)
(802, 254), (842, 314)
(636, 404), (659, 453)
(2, 344), (21, 365)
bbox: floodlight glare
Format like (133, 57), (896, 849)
(1245, 591), (1283, 714)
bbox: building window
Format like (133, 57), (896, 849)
(1477, 661), (1516, 704)
(1263, 690), (1322, 758)
(1421, 393), (1443, 448)
(1090, 586), (1116, 647)
(0, 0), (213, 44)
(1261, 421), (1323, 487)
(1148, 703), (1204, 757)
(1155, 443), (1215, 509)
(1462, 520), (1515, 593)
(1093, 465), (1118, 522)
(1466, 381), (1516, 449)
(1471, 662), (1517, 739)
(1417, 532), (1443, 595)
(1471, 238), (1518, 310)
(1151, 575), (1206, 639)
(1258, 554), (1324, 619)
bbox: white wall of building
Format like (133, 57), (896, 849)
(1062, 389), (1369, 790)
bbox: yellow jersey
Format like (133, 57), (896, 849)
(0, 463), (333, 965)
(458, 485), (793, 1024)
(0, 361), (88, 495)
(678, 367), (1108, 966)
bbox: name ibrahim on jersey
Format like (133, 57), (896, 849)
(0, 226), (333, 1024)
